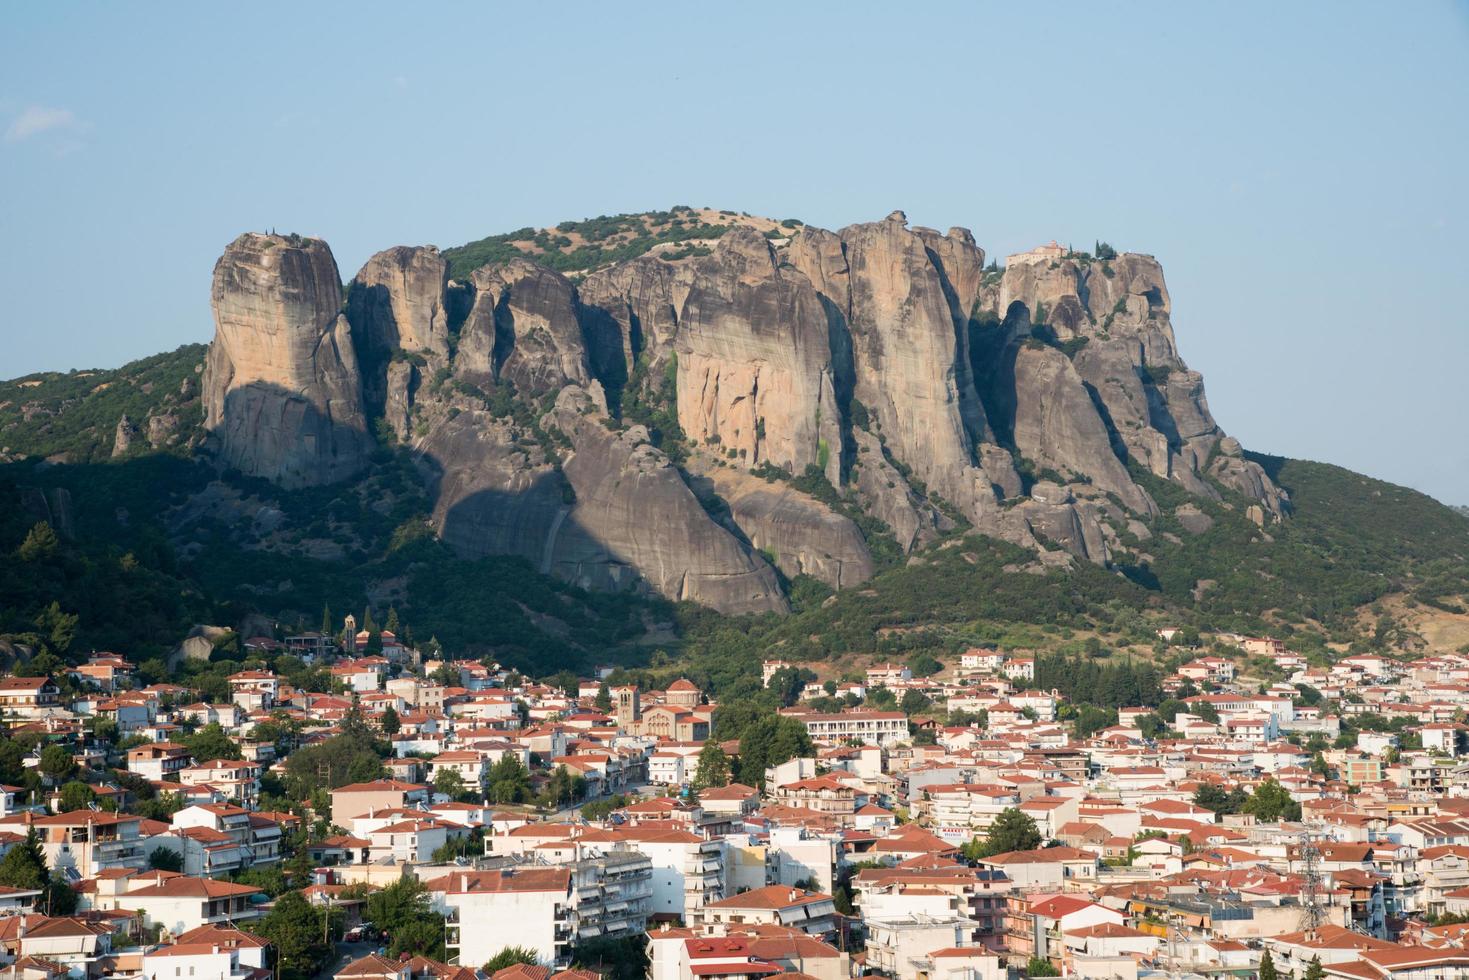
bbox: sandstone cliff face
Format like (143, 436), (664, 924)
(1011, 345), (1156, 515)
(204, 213), (1290, 611)
(991, 250), (1287, 518)
(688, 460), (874, 590)
(346, 246), (451, 430)
(455, 259), (593, 395)
(348, 246), (452, 363)
(545, 386), (788, 613)
(203, 233), (370, 487)
(578, 256), (688, 383)
(426, 408), (566, 563)
(675, 229), (842, 477)
(837, 213), (1004, 522)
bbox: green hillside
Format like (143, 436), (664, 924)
(0, 344), (205, 463)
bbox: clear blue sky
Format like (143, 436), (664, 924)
(3, 2), (1467, 503)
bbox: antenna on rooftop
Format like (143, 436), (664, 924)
(1300, 822), (1326, 935)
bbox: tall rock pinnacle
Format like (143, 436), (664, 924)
(203, 233), (371, 487)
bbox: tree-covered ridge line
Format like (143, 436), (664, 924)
(441, 206), (799, 280)
(0, 344), (206, 464)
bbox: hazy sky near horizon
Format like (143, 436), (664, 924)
(2, 2), (1467, 503)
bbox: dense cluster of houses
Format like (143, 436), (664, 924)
(8, 626), (1469, 980)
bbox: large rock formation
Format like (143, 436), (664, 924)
(989, 248), (1287, 518)
(688, 460), (874, 590)
(456, 259), (594, 394)
(203, 233), (370, 487)
(201, 212), (1290, 612)
(675, 229), (843, 479)
(346, 246), (453, 430)
(546, 386), (787, 613)
(1010, 345), (1156, 515)
(347, 246), (452, 364)
(426, 385), (788, 614)
(836, 212), (1008, 521)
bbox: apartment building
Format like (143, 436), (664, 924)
(429, 868), (575, 969)
(785, 710), (910, 747)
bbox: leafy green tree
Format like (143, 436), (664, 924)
(185, 722), (242, 763)
(484, 947), (541, 971)
(1242, 778), (1301, 822)
(962, 807), (1042, 861)
(543, 765), (586, 807)
(380, 705), (401, 736)
(1193, 701), (1221, 724)
(594, 682), (612, 712)
(87, 716), (119, 745)
(1194, 783), (1248, 815)
(693, 741), (731, 790)
(365, 876), (444, 959)
(39, 745), (76, 783)
(0, 828), (48, 890)
(736, 714), (813, 787)
(17, 522), (60, 561)
(33, 602), (78, 656)
(866, 687), (897, 710)
(148, 848), (183, 871)
(432, 829), (485, 863)
(1304, 955), (1325, 980)
(1073, 705), (1118, 739)
(283, 723), (386, 798)
(764, 666), (815, 707)
(46, 873), (77, 915)
(582, 794), (630, 821)
(1258, 948), (1278, 980)
(488, 755), (532, 804)
(434, 769), (468, 801)
(0, 829), (72, 915)
(250, 890), (332, 980)
(572, 935), (650, 980)
(1026, 956), (1060, 977)
(57, 781), (95, 811)
(907, 651), (943, 677)
(900, 690), (931, 717)
(233, 865), (290, 898)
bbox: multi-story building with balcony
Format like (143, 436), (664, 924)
(856, 866), (1013, 952)
(168, 803), (282, 877)
(920, 783), (1022, 843)
(429, 867), (576, 969)
(225, 671), (278, 712)
(864, 914), (981, 980)
(0, 676), (62, 720)
(784, 710), (910, 747)
(571, 848), (654, 941)
(770, 776), (861, 823)
(110, 874), (265, 934)
(694, 885), (838, 939)
(127, 741), (192, 782)
(21, 809), (149, 879)
(177, 759), (262, 808)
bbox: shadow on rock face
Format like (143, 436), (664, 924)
(214, 382), (372, 489)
